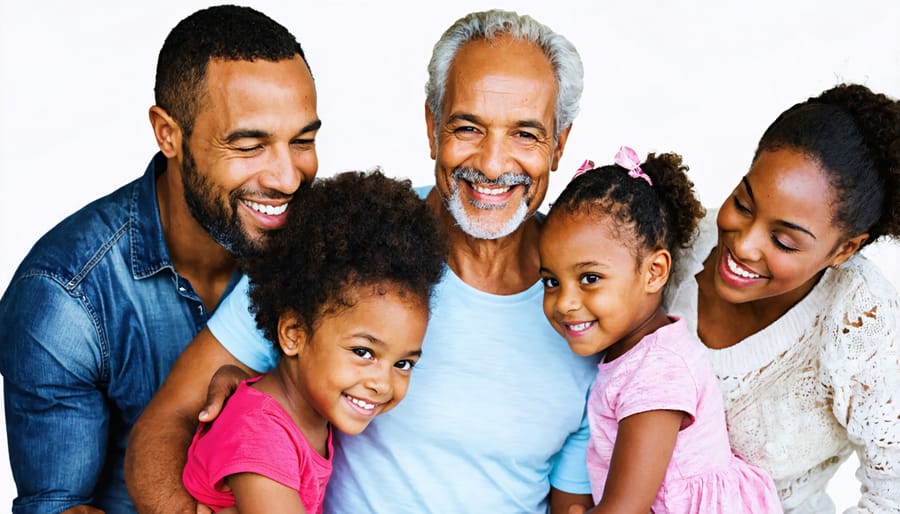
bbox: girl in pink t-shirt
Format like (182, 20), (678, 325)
(538, 148), (781, 514)
(182, 171), (446, 513)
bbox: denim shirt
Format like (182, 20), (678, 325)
(0, 153), (240, 514)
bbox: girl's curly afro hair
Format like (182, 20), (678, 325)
(242, 169), (447, 345)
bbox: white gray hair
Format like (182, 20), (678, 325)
(425, 9), (583, 143)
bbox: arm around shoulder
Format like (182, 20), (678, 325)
(125, 327), (253, 513)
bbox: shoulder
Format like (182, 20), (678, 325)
(0, 178), (142, 347)
(819, 253), (899, 369)
(611, 327), (698, 391)
(207, 381), (297, 441)
(830, 252), (897, 302)
(823, 253), (898, 331)
(10, 178), (142, 288)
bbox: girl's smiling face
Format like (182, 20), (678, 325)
(539, 212), (666, 359)
(712, 147), (865, 307)
(279, 283), (429, 436)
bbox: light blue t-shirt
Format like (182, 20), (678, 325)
(208, 268), (597, 513)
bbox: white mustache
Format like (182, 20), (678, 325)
(451, 167), (532, 187)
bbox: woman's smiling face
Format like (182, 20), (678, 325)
(712, 147), (863, 307)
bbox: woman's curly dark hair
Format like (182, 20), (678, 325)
(241, 170), (447, 345)
(548, 152), (706, 267)
(754, 83), (900, 246)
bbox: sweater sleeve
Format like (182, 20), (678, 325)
(822, 261), (900, 514)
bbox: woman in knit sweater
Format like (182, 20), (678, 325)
(664, 83), (899, 514)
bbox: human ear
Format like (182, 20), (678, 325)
(148, 106), (182, 158)
(644, 249), (672, 294)
(425, 102), (437, 160)
(829, 233), (869, 268)
(550, 124), (573, 171)
(277, 311), (308, 357)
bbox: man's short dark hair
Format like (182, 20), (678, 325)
(154, 4), (310, 137)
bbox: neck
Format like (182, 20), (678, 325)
(427, 190), (541, 295)
(255, 364), (329, 457)
(604, 304), (671, 362)
(156, 162), (238, 310)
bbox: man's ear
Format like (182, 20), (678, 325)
(149, 105), (182, 158)
(644, 249), (671, 294)
(277, 311), (308, 357)
(550, 124), (573, 171)
(829, 232), (869, 268)
(425, 102), (437, 160)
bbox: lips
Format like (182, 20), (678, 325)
(726, 251), (760, 278)
(343, 393), (382, 417)
(464, 180), (518, 205)
(562, 320), (595, 337)
(243, 199), (288, 216)
(239, 198), (290, 230)
(719, 248), (766, 286)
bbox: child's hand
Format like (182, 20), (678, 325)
(198, 364), (249, 422)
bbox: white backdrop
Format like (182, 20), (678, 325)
(1, 0), (898, 509)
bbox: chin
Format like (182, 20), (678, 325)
(713, 276), (757, 305)
(567, 341), (600, 357)
(341, 424), (369, 435)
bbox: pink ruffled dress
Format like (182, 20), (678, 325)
(586, 317), (782, 513)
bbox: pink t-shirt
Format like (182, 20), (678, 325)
(586, 317), (781, 513)
(183, 375), (333, 513)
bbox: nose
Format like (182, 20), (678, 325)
(476, 132), (513, 180)
(555, 283), (581, 315)
(363, 365), (391, 397)
(732, 223), (766, 262)
(259, 145), (308, 195)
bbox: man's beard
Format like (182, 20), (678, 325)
(445, 166), (532, 240)
(181, 143), (266, 259)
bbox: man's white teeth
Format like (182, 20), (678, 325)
(349, 396), (375, 410)
(727, 252), (760, 279)
(569, 322), (592, 331)
(244, 200), (287, 216)
(472, 184), (510, 195)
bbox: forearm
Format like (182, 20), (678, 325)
(125, 328), (252, 513)
(126, 401), (199, 513)
(549, 488), (593, 514)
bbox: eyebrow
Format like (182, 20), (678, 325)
(224, 129), (270, 144)
(741, 176), (817, 239)
(447, 112), (548, 137)
(540, 261), (609, 275)
(299, 119), (323, 135)
(223, 119), (322, 144)
(356, 334), (422, 358)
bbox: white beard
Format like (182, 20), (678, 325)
(445, 183), (531, 240)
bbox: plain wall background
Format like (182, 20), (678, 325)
(1, 0), (898, 509)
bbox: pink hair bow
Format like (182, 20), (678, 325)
(572, 159), (595, 180)
(614, 146), (653, 186)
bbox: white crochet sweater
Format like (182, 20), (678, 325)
(665, 212), (900, 514)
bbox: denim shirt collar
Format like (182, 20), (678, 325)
(129, 152), (174, 280)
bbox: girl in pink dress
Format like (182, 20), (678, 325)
(539, 148), (782, 513)
(181, 171), (446, 513)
